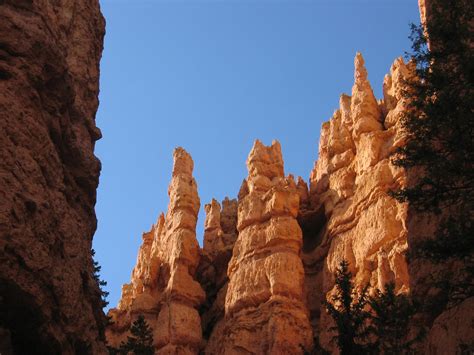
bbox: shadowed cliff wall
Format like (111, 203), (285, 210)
(0, 1), (106, 353)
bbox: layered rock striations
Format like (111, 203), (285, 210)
(302, 53), (413, 350)
(107, 4), (472, 353)
(107, 148), (205, 354)
(110, 142), (314, 354)
(109, 53), (472, 353)
(108, 64), (414, 351)
(207, 140), (313, 354)
(0, 1), (105, 354)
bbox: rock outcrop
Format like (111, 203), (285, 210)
(302, 53), (413, 350)
(206, 140), (313, 354)
(107, 3), (473, 354)
(108, 52), (472, 353)
(107, 148), (205, 354)
(107, 57), (414, 352)
(0, 1), (105, 354)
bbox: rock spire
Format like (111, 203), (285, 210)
(107, 148), (205, 354)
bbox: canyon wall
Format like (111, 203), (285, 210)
(0, 1), (106, 354)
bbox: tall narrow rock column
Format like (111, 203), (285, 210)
(220, 140), (313, 354)
(152, 148), (205, 354)
(106, 148), (205, 353)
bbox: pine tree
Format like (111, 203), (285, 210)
(324, 260), (374, 354)
(119, 315), (154, 355)
(369, 283), (423, 354)
(390, 0), (474, 307)
(92, 249), (109, 309)
(391, 0), (474, 213)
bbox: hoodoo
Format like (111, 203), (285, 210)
(107, 52), (472, 355)
(107, 148), (205, 354)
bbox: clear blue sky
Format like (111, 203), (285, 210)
(94, 0), (420, 310)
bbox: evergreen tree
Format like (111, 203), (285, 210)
(92, 249), (110, 309)
(369, 283), (423, 354)
(119, 315), (154, 355)
(391, 0), (474, 213)
(390, 0), (474, 307)
(324, 260), (373, 354)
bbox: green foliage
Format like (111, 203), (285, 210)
(391, 0), (474, 213)
(324, 262), (424, 354)
(118, 315), (154, 355)
(390, 0), (474, 309)
(412, 216), (474, 262)
(92, 248), (110, 309)
(369, 283), (423, 354)
(324, 260), (373, 354)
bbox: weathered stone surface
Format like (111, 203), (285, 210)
(304, 53), (413, 351)
(0, 1), (106, 354)
(107, 148), (205, 353)
(107, 4), (473, 354)
(197, 197), (238, 350)
(425, 297), (474, 354)
(212, 140), (313, 354)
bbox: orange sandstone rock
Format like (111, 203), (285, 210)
(214, 140), (313, 354)
(303, 53), (414, 351)
(107, 148), (205, 353)
(197, 198), (238, 351)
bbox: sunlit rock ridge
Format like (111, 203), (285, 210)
(108, 53), (417, 354)
(107, 1), (473, 353)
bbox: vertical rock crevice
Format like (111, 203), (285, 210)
(197, 197), (238, 345)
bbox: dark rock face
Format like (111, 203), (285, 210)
(0, 1), (106, 353)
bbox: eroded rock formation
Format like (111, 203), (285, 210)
(107, 148), (205, 354)
(210, 140), (313, 354)
(302, 53), (413, 351)
(107, 57), (415, 353)
(107, 4), (472, 354)
(0, 1), (105, 354)
(197, 197), (238, 346)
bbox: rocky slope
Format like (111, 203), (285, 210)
(0, 1), (105, 354)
